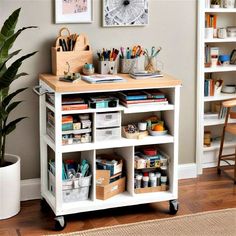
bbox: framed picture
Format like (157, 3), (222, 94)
(103, 0), (149, 27)
(55, 0), (93, 24)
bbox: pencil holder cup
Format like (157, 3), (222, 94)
(120, 58), (138, 73)
(144, 56), (163, 73)
(98, 61), (117, 74)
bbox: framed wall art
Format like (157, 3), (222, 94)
(55, 0), (93, 24)
(103, 0), (149, 27)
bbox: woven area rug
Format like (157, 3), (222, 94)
(51, 208), (236, 236)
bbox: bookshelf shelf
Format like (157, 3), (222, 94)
(204, 65), (236, 73)
(203, 139), (236, 152)
(197, 1), (236, 174)
(205, 8), (236, 13)
(204, 93), (236, 102)
(204, 117), (235, 126)
(204, 37), (236, 43)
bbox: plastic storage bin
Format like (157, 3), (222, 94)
(48, 171), (92, 202)
(96, 112), (121, 128)
(96, 127), (121, 141)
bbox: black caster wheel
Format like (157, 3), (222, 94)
(169, 200), (179, 215)
(54, 216), (66, 231)
(217, 168), (221, 175)
(40, 198), (50, 212)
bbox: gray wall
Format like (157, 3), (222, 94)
(1, 0), (196, 180)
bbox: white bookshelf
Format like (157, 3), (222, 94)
(197, 2), (236, 174)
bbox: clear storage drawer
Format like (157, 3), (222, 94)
(96, 112), (121, 128)
(96, 127), (121, 141)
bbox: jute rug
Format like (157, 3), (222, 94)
(50, 208), (236, 236)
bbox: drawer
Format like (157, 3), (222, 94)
(96, 127), (121, 141)
(96, 112), (121, 128)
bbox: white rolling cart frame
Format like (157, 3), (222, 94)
(37, 74), (181, 230)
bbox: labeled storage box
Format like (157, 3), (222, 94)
(48, 171), (92, 202)
(96, 112), (121, 128)
(51, 28), (93, 75)
(96, 177), (126, 200)
(96, 127), (121, 141)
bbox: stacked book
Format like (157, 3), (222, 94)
(129, 71), (163, 79)
(62, 95), (88, 111)
(118, 90), (168, 108)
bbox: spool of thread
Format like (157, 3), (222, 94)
(156, 172), (161, 186)
(136, 175), (142, 188)
(161, 176), (168, 190)
(150, 174), (157, 187)
(142, 176), (149, 188)
(160, 165), (167, 176)
(160, 156), (168, 167)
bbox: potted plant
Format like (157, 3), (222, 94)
(211, 0), (221, 8)
(0, 8), (37, 219)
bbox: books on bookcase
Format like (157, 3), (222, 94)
(118, 90), (168, 107)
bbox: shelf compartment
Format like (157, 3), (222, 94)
(204, 65), (236, 73)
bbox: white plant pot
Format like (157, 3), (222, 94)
(210, 4), (220, 8)
(0, 154), (20, 220)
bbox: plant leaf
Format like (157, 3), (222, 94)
(3, 117), (27, 135)
(0, 49), (21, 72)
(6, 101), (22, 114)
(0, 51), (37, 89)
(0, 26), (37, 65)
(2, 88), (27, 108)
(0, 107), (8, 120)
(0, 8), (20, 49)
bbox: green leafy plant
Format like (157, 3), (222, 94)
(211, 0), (221, 5)
(0, 8), (37, 167)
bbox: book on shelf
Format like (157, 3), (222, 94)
(120, 99), (168, 108)
(118, 91), (148, 101)
(120, 98), (167, 105)
(62, 104), (88, 111)
(205, 14), (217, 29)
(62, 95), (86, 105)
(204, 78), (215, 96)
(143, 90), (166, 99)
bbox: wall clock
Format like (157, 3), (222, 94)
(103, 0), (149, 27)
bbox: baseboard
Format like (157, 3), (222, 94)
(20, 163), (198, 201)
(21, 178), (41, 201)
(178, 163), (197, 179)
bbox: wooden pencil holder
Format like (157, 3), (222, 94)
(51, 27), (93, 75)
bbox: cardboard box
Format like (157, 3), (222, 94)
(96, 177), (126, 200)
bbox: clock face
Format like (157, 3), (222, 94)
(104, 0), (149, 26)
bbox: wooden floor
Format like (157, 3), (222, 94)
(0, 168), (236, 236)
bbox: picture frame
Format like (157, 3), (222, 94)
(103, 0), (149, 27)
(55, 0), (93, 24)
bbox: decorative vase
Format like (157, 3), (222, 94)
(223, 0), (235, 8)
(0, 154), (20, 220)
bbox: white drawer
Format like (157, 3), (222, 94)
(96, 127), (121, 141)
(96, 112), (121, 128)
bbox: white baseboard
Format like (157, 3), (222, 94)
(178, 163), (197, 180)
(21, 178), (41, 201)
(20, 163), (198, 201)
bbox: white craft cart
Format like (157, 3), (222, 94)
(37, 73), (181, 230)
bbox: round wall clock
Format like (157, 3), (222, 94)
(103, 0), (149, 27)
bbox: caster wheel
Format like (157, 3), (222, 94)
(217, 168), (221, 175)
(40, 198), (50, 212)
(54, 216), (66, 231)
(169, 200), (179, 215)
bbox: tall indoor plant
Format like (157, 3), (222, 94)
(0, 8), (37, 219)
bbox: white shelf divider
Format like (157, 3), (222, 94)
(204, 117), (235, 126)
(205, 8), (236, 13)
(204, 139), (236, 152)
(204, 37), (236, 43)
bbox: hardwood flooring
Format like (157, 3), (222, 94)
(0, 168), (235, 236)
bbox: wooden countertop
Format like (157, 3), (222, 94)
(39, 73), (182, 93)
